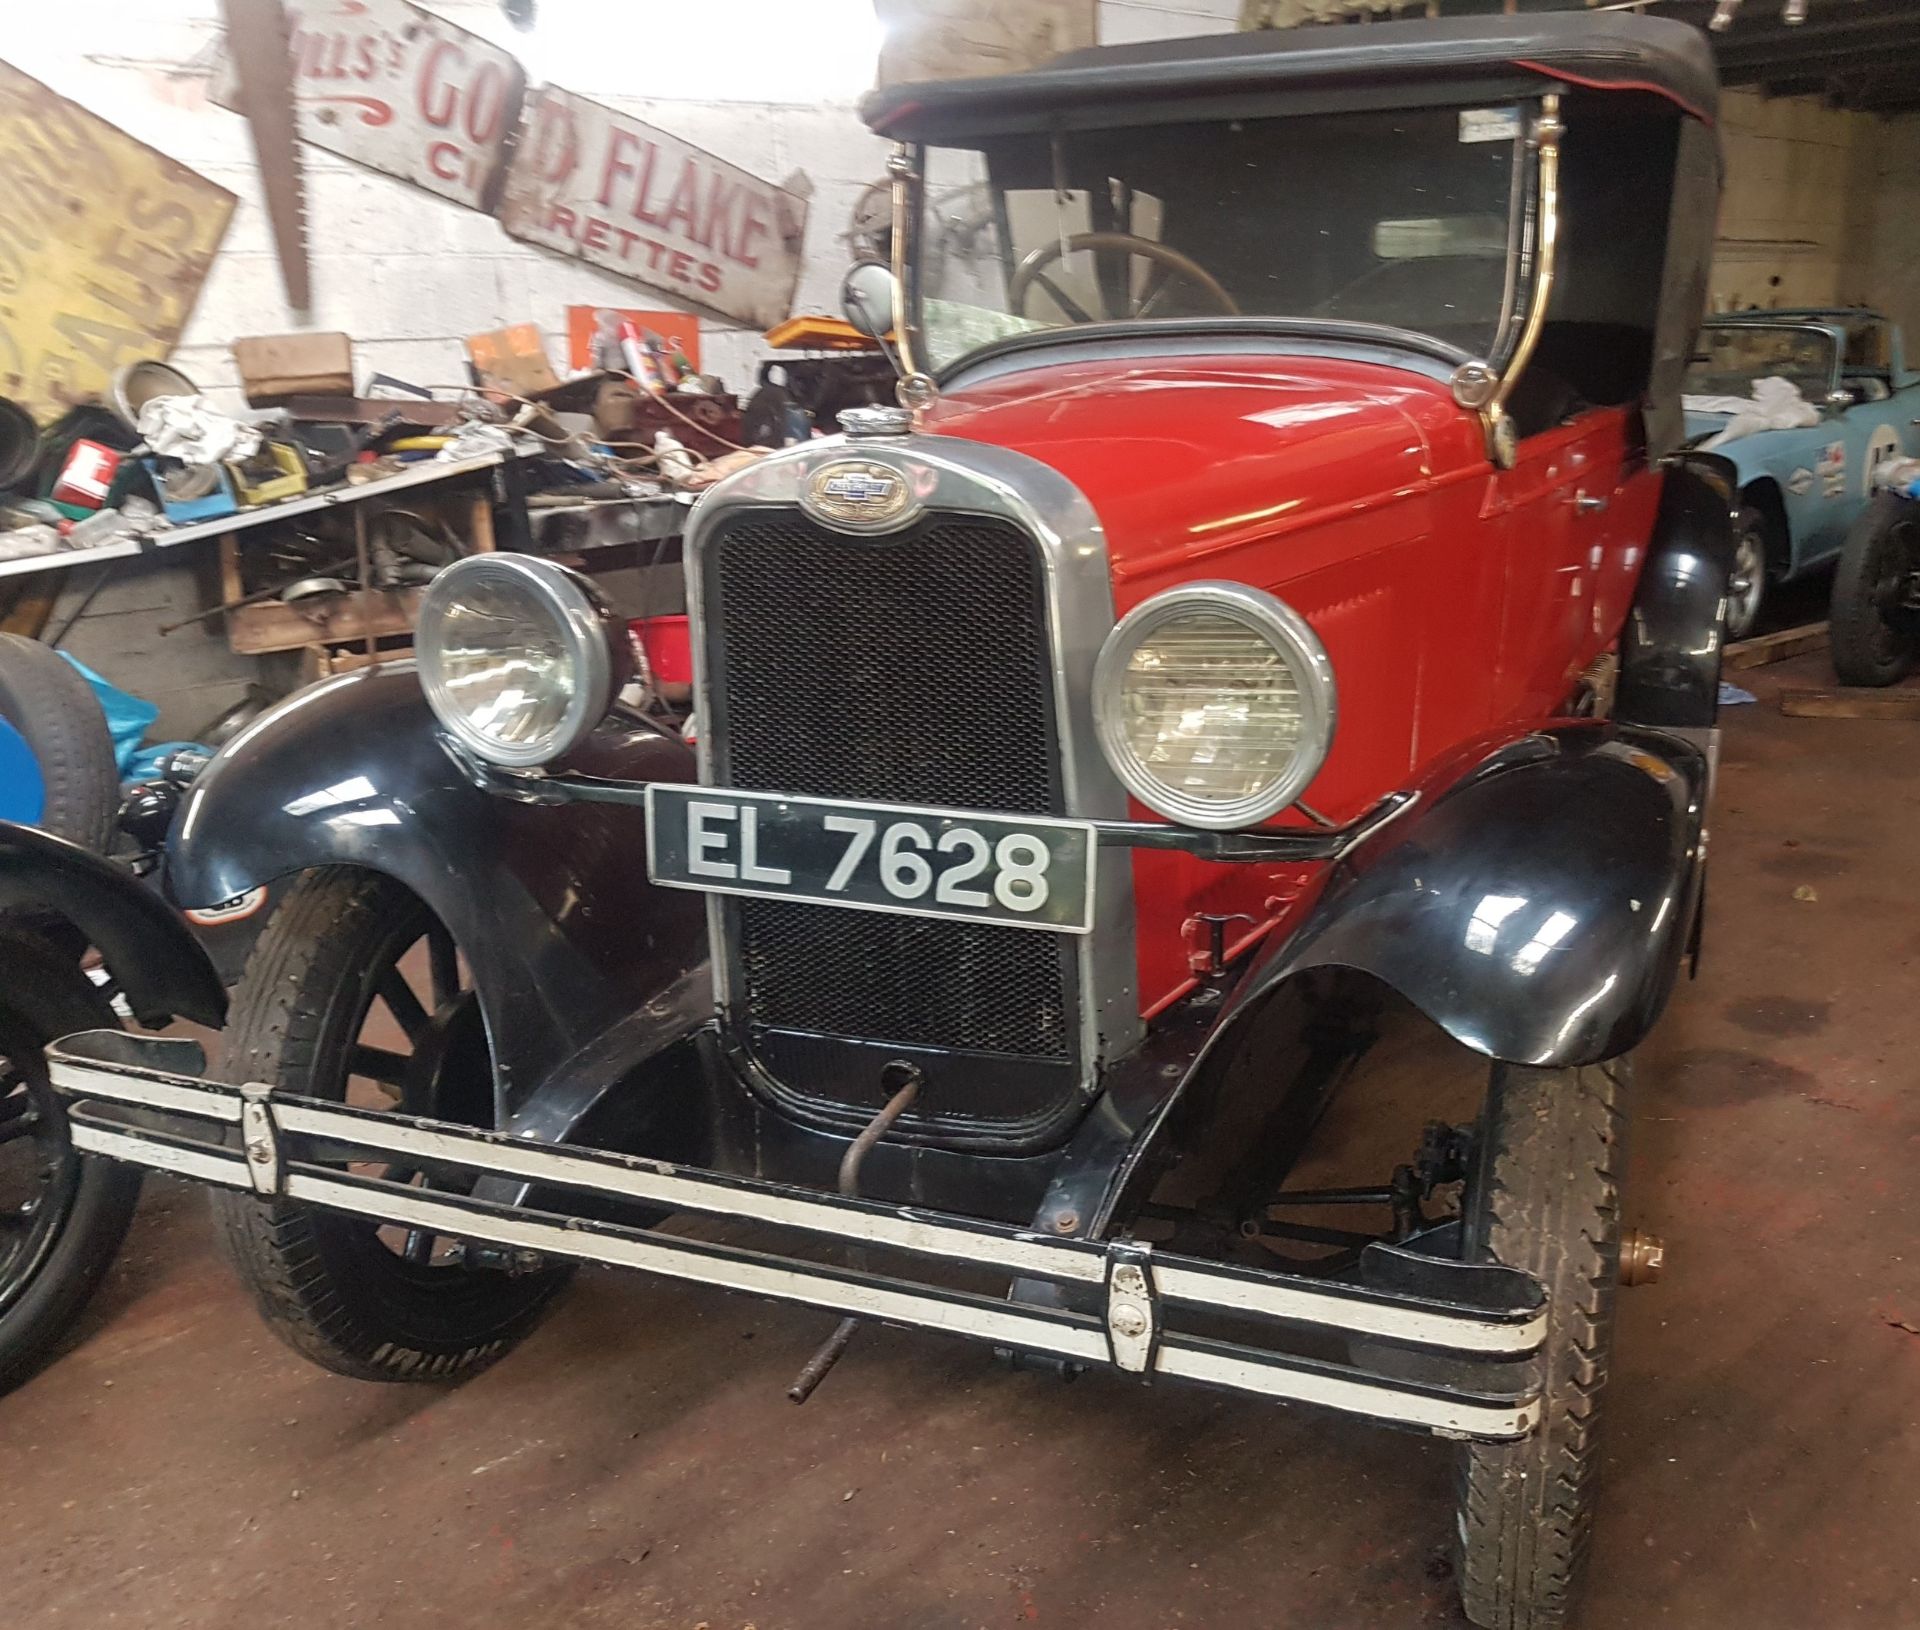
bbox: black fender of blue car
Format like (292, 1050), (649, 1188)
(0, 821), (226, 1029)
(165, 666), (709, 1127)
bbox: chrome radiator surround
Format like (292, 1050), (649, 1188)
(683, 436), (1145, 1125)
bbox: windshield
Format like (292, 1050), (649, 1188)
(914, 103), (1528, 373)
(1684, 324), (1836, 404)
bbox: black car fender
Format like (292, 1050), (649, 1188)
(0, 821), (226, 1029)
(1199, 723), (1709, 1077)
(164, 665), (710, 1125)
(1616, 456), (1737, 729)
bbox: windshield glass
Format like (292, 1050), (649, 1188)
(915, 103), (1527, 373)
(1684, 324), (1836, 404)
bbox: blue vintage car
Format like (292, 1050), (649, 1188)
(1683, 308), (1919, 637)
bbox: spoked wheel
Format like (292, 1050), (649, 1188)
(1830, 493), (1920, 687)
(1007, 232), (1239, 324)
(1454, 1059), (1627, 1630)
(0, 927), (139, 1395)
(1723, 504), (1772, 642)
(211, 868), (569, 1382)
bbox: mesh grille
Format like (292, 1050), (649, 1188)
(708, 514), (1058, 812)
(737, 901), (1072, 1058)
(704, 510), (1074, 1068)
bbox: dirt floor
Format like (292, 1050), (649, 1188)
(4, 640), (1918, 1630)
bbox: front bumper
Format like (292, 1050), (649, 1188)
(51, 1029), (1546, 1440)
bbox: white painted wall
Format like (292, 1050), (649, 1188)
(3, 1), (896, 403)
(0, 0), (1238, 412)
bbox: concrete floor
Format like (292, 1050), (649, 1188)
(5, 645), (1918, 1630)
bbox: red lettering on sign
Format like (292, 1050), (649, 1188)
(667, 249), (694, 282)
(417, 39), (464, 126)
(696, 173), (736, 256)
(549, 204), (578, 238)
(633, 142), (665, 226)
(428, 141), (461, 182)
(582, 216), (611, 253)
(466, 61), (507, 145)
(733, 195), (768, 270)
(597, 128), (641, 209)
(697, 262), (723, 294)
(659, 160), (701, 238)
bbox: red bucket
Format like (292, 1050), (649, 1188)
(630, 614), (692, 688)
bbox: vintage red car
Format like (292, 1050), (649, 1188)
(17, 15), (1732, 1629)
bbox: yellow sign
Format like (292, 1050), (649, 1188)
(0, 63), (235, 423)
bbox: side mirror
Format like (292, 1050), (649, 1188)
(840, 261), (899, 341)
(1826, 388), (1855, 414)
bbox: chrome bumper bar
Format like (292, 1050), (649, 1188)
(50, 1030), (1545, 1440)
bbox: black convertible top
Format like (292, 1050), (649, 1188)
(864, 14), (1717, 143)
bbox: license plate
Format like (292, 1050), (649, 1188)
(644, 786), (1095, 934)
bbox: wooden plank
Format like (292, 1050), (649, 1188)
(468, 491), (496, 554)
(1779, 688), (1920, 720)
(1725, 621), (1829, 669)
(226, 587), (423, 656)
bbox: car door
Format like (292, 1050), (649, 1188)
(1488, 406), (1648, 723)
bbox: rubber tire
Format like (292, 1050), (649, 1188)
(0, 634), (117, 851)
(209, 868), (570, 1383)
(1723, 504), (1772, 643)
(0, 927), (140, 1395)
(1455, 1058), (1627, 1630)
(1829, 493), (1920, 688)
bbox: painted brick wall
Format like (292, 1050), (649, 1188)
(3, 2), (898, 401)
(0, 0), (1235, 409)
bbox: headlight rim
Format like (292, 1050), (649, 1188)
(1092, 580), (1336, 831)
(417, 553), (625, 770)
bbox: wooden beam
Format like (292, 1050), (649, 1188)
(1779, 687), (1920, 720)
(1724, 621), (1828, 670)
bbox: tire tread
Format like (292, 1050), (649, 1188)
(210, 868), (562, 1383)
(1455, 1057), (1627, 1630)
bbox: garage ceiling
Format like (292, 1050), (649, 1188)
(1645, 0), (1920, 115)
(1288, 1), (1920, 117)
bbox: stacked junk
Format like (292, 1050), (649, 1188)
(0, 317), (894, 695)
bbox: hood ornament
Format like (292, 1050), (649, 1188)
(839, 405), (912, 439)
(802, 457), (918, 532)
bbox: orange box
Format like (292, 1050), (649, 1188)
(465, 323), (560, 396)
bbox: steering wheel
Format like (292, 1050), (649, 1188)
(1007, 232), (1239, 324)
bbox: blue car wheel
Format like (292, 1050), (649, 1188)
(0, 635), (117, 851)
(0, 718), (44, 826)
(1726, 503), (1772, 641)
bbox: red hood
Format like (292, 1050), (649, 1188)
(925, 351), (1484, 597)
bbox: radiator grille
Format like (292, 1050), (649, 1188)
(708, 513), (1059, 810)
(736, 901), (1072, 1058)
(703, 510), (1075, 1069)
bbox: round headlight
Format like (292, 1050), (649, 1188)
(416, 554), (627, 769)
(1093, 582), (1335, 830)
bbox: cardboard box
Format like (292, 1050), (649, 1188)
(465, 323), (560, 397)
(234, 332), (355, 404)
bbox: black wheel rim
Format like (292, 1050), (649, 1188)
(334, 917), (490, 1272)
(0, 1016), (83, 1318)
(1865, 516), (1920, 665)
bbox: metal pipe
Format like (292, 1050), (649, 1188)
(1487, 94), (1564, 442)
(837, 1071), (922, 1198)
(787, 1067), (922, 1404)
(888, 143), (922, 381)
